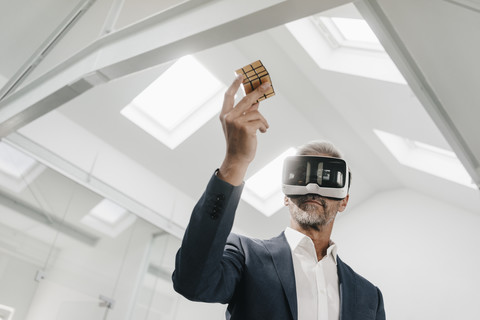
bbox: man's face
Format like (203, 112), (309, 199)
(285, 194), (348, 231)
(284, 152), (349, 231)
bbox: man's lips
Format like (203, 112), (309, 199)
(302, 198), (326, 207)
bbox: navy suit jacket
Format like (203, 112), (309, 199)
(173, 173), (385, 320)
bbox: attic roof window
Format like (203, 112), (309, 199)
(242, 147), (297, 217)
(0, 304), (15, 320)
(81, 199), (136, 238)
(89, 198), (128, 224)
(121, 55), (226, 149)
(374, 129), (476, 188)
(0, 142), (45, 193)
(0, 142), (37, 178)
(285, 3), (406, 84)
(329, 17), (383, 50)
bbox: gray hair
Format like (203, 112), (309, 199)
(295, 140), (343, 158)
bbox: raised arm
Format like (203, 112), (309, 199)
(172, 74), (271, 302)
(218, 74), (271, 185)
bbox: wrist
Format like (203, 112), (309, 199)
(218, 157), (250, 186)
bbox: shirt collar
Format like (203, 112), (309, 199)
(284, 227), (338, 264)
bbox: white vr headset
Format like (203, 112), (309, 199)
(282, 155), (350, 200)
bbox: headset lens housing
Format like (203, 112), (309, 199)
(282, 156), (349, 199)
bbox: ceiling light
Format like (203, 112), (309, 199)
(374, 129), (476, 188)
(242, 148), (297, 216)
(121, 55), (226, 149)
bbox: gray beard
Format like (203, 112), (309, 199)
(290, 197), (337, 231)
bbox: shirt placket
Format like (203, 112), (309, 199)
(315, 259), (329, 320)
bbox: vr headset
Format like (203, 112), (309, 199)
(282, 155), (349, 200)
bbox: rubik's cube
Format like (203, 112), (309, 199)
(235, 60), (275, 101)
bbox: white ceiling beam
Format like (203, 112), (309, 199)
(0, 190), (99, 246)
(5, 132), (188, 239)
(0, 0), (350, 138)
(356, 0), (480, 189)
(0, 0), (97, 101)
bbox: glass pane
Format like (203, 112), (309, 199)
(0, 142), (227, 320)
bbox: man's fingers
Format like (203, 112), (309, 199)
(233, 82), (272, 116)
(237, 110), (270, 132)
(221, 74), (244, 115)
(235, 82), (271, 113)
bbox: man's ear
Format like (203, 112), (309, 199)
(284, 196), (289, 206)
(338, 194), (349, 212)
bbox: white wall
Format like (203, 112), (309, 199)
(0, 255), (39, 320)
(333, 188), (480, 320)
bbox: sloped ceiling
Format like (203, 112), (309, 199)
(1, 1), (480, 319)
(0, 0), (479, 245)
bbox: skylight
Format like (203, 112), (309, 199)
(0, 142), (45, 193)
(0, 142), (37, 178)
(121, 55), (226, 149)
(285, 3), (406, 84)
(81, 199), (137, 238)
(242, 147), (297, 217)
(330, 17), (381, 45)
(0, 304), (14, 320)
(89, 198), (128, 224)
(374, 129), (476, 188)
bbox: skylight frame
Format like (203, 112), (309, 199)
(0, 304), (14, 320)
(285, 3), (407, 84)
(0, 141), (46, 193)
(242, 147), (297, 217)
(0, 142), (37, 178)
(310, 15), (384, 52)
(374, 129), (476, 189)
(330, 17), (383, 51)
(121, 55), (227, 149)
(81, 198), (137, 238)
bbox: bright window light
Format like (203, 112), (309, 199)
(89, 199), (128, 224)
(286, 3), (406, 84)
(0, 304), (14, 320)
(0, 142), (36, 178)
(81, 199), (136, 238)
(121, 55), (226, 149)
(242, 147), (297, 217)
(0, 142), (45, 193)
(331, 17), (380, 44)
(374, 129), (476, 188)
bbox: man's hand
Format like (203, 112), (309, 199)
(217, 75), (271, 185)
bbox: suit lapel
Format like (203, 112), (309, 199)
(264, 233), (298, 320)
(337, 256), (356, 320)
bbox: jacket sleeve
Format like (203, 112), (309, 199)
(375, 287), (386, 320)
(172, 172), (245, 303)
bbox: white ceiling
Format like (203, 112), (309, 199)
(1, 1), (480, 319)
(0, 0), (479, 243)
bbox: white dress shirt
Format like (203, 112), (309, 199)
(284, 227), (340, 320)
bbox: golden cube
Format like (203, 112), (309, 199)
(235, 60), (275, 101)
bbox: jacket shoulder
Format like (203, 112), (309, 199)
(337, 256), (381, 293)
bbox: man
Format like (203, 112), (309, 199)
(172, 74), (385, 319)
